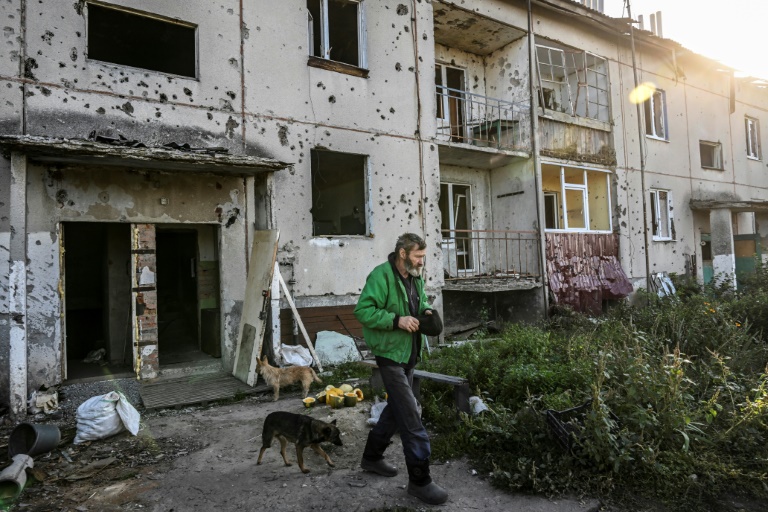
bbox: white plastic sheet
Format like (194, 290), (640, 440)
(280, 343), (314, 367)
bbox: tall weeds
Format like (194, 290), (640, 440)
(421, 281), (768, 509)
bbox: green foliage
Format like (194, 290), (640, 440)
(420, 282), (768, 509)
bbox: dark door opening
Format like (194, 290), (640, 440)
(156, 227), (220, 365)
(64, 222), (132, 380)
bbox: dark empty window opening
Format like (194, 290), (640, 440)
(311, 149), (367, 236)
(699, 141), (723, 170)
(87, 3), (197, 78)
(307, 0), (364, 68)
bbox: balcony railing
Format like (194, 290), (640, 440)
(436, 87), (531, 152)
(441, 229), (541, 280)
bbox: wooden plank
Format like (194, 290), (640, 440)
(233, 230), (279, 386)
(278, 270), (323, 372)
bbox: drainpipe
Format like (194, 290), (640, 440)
(527, 0), (549, 317)
(626, 0), (653, 293)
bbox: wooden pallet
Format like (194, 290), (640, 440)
(140, 372), (270, 410)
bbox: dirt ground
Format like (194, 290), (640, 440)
(1, 390), (602, 512)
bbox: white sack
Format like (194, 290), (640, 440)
(74, 392), (140, 444)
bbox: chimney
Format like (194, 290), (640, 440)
(641, 10), (664, 37)
(580, 0), (605, 13)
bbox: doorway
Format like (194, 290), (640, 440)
(435, 64), (466, 143)
(63, 222), (132, 380)
(156, 225), (221, 366)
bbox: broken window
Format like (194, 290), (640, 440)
(542, 164), (612, 232)
(439, 183), (473, 274)
(644, 89), (667, 140)
(746, 116), (761, 160)
(87, 3), (197, 78)
(311, 149), (367, 236)
(699, 141), (723, 169)
(307, 0), (367, 68)
(650, 189), (673, 240)
(535, 43), (610, 122)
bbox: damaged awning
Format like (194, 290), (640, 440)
(690, 198), (768, 213)
(0, 135), (290, 175)
(545, 232), (633, 314)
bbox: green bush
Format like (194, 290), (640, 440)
(420, 282), (768, 510)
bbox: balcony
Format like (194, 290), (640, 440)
(436, 87), (531, 169)
(441, 229), (541, 292)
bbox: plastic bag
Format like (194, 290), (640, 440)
(73, 392), (140, 444)
(367, 396), (388, 426)
(280, 343), (313, 367)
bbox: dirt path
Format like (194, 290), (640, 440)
(6, 393), (599, 512)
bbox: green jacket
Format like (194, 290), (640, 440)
(354, 256), (431, 364)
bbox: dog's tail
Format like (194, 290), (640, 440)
(310, 367), (322, 384)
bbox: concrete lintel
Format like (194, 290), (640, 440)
(690, 199), (768, 213)
(0, 135), (290, 175)
(8, 152), (28, 418)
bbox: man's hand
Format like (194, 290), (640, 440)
(398, 316), (420, 332)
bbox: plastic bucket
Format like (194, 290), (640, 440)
(8, 423), (61, 458)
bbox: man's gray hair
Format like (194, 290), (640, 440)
(395, 233), (426, 255)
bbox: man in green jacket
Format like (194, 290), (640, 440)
(355, 233), (448, 505)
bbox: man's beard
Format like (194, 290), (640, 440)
(404, 257), (422, 277)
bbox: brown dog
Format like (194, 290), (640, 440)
(256, 411), (343, 473)
(256, 356), (322, 401)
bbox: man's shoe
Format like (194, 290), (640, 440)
(407, 481), (448, 505)
(361, 457), (398, 477)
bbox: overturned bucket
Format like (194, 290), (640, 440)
(8, 423), (61, 458)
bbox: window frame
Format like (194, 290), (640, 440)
(309, 148), (370, 238)
(650, 189), (673, 241)
(645, 89), (668, 141)
(307, 0), (367, 70)
(543, 164), (613, 234)
(746, 116), (761, 160)
(535, 43), (610, 122)
(85, 2), (199, 80)
(699, 140), (723, 170)
(544, 192), (560, 230)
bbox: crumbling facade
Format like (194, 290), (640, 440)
(2, 0), (766, 415)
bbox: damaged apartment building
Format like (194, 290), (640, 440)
(2, 0), (767, 416)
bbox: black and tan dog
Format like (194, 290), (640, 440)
(256, 411), (342, 473)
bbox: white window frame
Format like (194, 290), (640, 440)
(309, 0), (367, 69)
(645, 89), (668, 141)
(535, 43), (610, 122)
(700, 140), (723, 170)
(544, 164), (612, 233)
(650, 189), (673, 241)
(746, 116), (761, 160)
